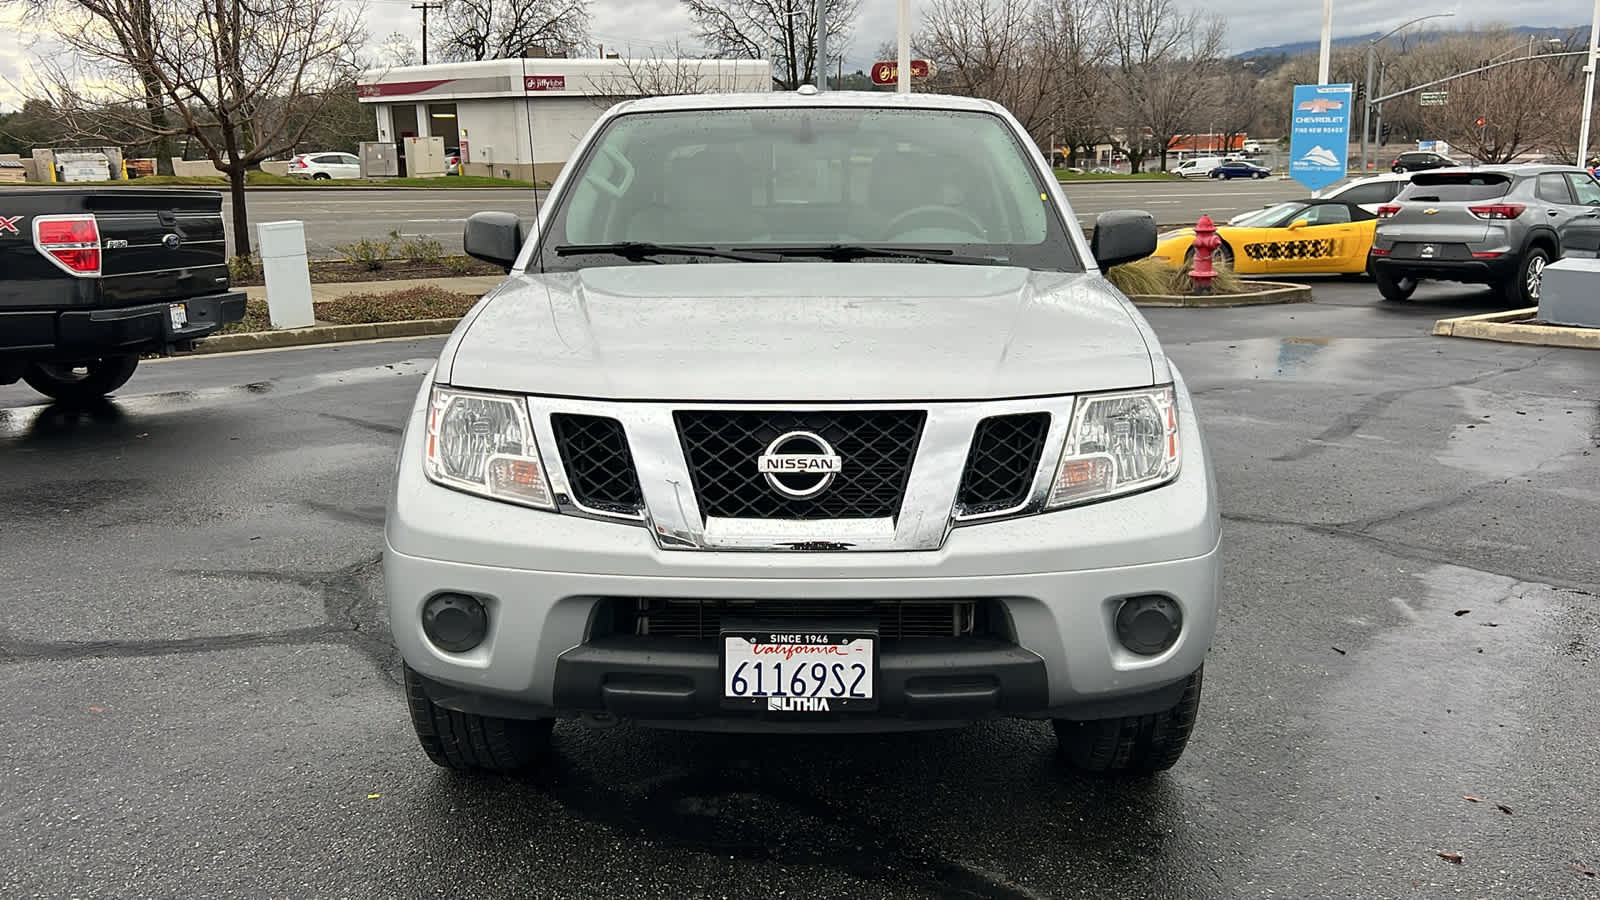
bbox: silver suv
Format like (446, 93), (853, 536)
(1369, 165), (1600, 306)
(385, 91), (1221, 778)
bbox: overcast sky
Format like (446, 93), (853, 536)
(0, 0), (1593, 112)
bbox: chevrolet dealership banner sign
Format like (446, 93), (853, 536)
(1289, 83), (1353, 191)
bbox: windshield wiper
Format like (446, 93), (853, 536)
(552, 242), (780, 263)
(753, 244), (1006, 265)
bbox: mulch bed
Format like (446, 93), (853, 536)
(218, 287), (482, 334)
(232, 257), (504, 286)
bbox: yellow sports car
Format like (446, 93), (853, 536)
(1150, 198), (1379, 275)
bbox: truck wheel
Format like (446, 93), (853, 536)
(1374, 269), (1418, 302)
(1501, 247), (1549, 307)
(1053, 666), (1203, 777)
(22, 354), (140, 403)
(404, 664), (553, 774)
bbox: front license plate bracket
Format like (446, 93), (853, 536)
(720, 621), (878, 713)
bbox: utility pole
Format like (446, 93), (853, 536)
(413, 2), (443, 65)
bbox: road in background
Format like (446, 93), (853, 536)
(4, 279), (1598, 897)
(223, 179), (1308, 259)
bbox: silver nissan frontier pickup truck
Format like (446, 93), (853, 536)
(385, 89), (1221, 778)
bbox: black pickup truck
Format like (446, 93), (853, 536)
(1, 188), (245, 403)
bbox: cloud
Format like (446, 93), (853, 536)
(1, 0), (1592, 112)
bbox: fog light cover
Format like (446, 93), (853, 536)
(1115, 595), (1182, 656)
(422, 592), (489, 653)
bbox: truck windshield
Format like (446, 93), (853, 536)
(536, 106), (1081, 272)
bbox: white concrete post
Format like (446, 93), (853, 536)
(256, 221), (315, 330)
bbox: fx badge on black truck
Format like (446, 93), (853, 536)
(0, 188), (245, 403)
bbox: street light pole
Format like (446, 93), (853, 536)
(1360, 12), (1455, 173)
(1580, 0), (1600, 164)
(1318, 0), (1332, 84)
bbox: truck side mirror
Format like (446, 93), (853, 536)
(463, 212), (524, 271)
(1091, 210), (1158, 270)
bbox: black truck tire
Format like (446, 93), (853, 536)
(1053, 666), (1203, 777)
(404, 664), (553, 774)
(22, 354), (140, 403)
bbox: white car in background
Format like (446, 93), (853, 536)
(1312, 172), (1412, 213)
(287, 152), (362, 180)
(1229, 172), (1412, 224)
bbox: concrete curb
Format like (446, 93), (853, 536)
(189, 318), (461, 355)
(1433, 308), (1600, 350)
(1130, 281), (1312, 308)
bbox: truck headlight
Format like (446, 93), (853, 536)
(1046, 385), (1180, 508)
(423, 386), (554, 509)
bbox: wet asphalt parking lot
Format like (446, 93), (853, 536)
(2, 278), (1598, 899)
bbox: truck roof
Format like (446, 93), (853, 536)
(608, 89), (1007, 117)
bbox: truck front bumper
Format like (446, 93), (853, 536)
(386, 374), (1223, 732)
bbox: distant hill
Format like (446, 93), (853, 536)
(1234, 24), (1577, 60)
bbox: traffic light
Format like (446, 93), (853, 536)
(1475, 116), (1487, 127)
(1379, 122), (1391, 144)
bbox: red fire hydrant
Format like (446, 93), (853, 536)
(1190, 214), (1220, 295)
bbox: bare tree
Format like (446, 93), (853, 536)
(917, 0), (1052, 135)
(682, 0), (861, 90)
(1041, 0), (1114, 165)
(1209, 64), (1260, 151)
(12, 0), (180, 173)
(1255, 27), (1585, 161)
(1101, 0), (1226, 172)
(35, 0), (366, 258)
(1424, 56), (1578, 163)
(434, 0), (590, 62)
(379, 31), (423, 67)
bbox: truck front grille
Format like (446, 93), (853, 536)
(551, 414), (644, 514)
(955, 413), (1051, 515)
(616, 598), (982, 639)
(674, 410), (924, 520)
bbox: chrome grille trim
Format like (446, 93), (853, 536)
(525, 396), (1079, 550)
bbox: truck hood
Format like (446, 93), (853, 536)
(443, 263), (1162, 402)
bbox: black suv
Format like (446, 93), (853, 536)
(1391, 151), (1456, 174)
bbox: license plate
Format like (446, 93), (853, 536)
(169, 303), (188, 329)
(722, 632), (875, 712)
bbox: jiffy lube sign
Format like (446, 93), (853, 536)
(1289, 83), (1353, 191)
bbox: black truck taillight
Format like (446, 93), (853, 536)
(34, 215), (101, 277)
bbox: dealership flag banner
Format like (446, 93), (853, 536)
(1289, 83), (1353, 191)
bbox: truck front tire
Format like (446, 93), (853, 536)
(22, 354), (140, 403)
(404, 664), (554, 774)
(1053, 666), (1203, 777)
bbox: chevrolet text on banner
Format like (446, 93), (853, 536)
(1289, 83), (1353, 191)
